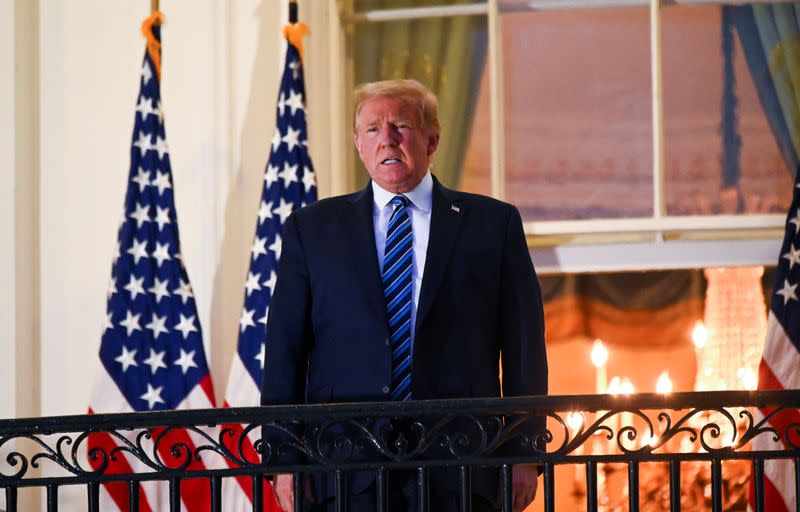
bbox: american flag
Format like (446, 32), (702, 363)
(88, 14), (218, 511)
(749, 164), (800, 512)
(220, 31), (317, 509)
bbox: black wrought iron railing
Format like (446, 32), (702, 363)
(0, 390), (798, 511)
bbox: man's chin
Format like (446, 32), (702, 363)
(373, 172), (412, 193)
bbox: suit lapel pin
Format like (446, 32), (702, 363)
(451, 205), (461, 213)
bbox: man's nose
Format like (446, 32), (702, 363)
(378, 125), (399, 147)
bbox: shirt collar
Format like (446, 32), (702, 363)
(372, 171), (433, 213)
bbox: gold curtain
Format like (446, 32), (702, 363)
(352, 0), (486, 189)
(730, 3), (800, 174)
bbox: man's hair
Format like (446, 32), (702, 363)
(352, 79), (440, 135)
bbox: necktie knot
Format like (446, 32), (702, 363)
(391, 195), (409, 209)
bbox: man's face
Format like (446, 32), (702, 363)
(354, 96), (439, 194)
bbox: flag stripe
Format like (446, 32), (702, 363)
(222, 356), (261, 408)
(151, 427), (211, 512)
(87, 426), (155, 512)
(218, 414), (282, 510)
(763, 457), (795, 512)
(89, 375), (166, 510)
(748, 463), (792, 512)
(762, 313), (800, 390)
(756, 360), (800, 448)
(90, 350), (218, 511)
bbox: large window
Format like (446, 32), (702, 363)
(342, 1), (795, 272)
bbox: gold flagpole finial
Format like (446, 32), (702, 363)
(283, 0), (309, 62)
(141, 8), (164, 81)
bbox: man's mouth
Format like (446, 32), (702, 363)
(381, 158), (401, 165)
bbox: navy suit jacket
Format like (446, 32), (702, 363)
(262, 176), (548, 502)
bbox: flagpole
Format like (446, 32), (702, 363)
(150, 0), (161, 27)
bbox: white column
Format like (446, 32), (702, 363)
(1, 1), (41, 509)
(0, 0), (18, 423)
(0, 0), (40, 423)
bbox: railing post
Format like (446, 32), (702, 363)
(87, 481), (99, 512)
(335, 470), (346, 512)
(501, 464), (512, 512)
(586, 462), (598, 512)
(252, 474), (263, 512)
(711, 460), (722, 512)
(459, 464), (471, 512)
(46, 484), (58, 512)
(294, 472), (303, 512)
(628, 461), (639, 512)
(669, 460), (681, 512)
(5, 486), (17, 512)
(377, 468), (388, 512)
(543, 462), (555, 512)
(210, 475), (222, 512)
(169, 477), (181, 511)
(129, 480), (140, 511)
(753, 459), (764, 512)
(796, 457), (800, 512)
(418, 466), (429, 512)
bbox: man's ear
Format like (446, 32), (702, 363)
(354, 133), (364, 159)
(427, 131), (440, 156)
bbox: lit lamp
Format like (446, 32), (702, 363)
(641, 431), (658, 448)
(619, 378), (635, 395)
(692, 320), (707, 350)
(692, 321), (710, 391)
(655, 371), (673, 450)
(607, 376), (621, 395)
(739, 367), (758, 390)
(656, 371), (673, 394)
(567, 412), (585, 455)
(619, 378), (635, 430)
(591, 339), (609, 394)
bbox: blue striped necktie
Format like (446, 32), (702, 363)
(383, 195), (413, 401)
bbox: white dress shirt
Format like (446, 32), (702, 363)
(372, 171), (433, 352)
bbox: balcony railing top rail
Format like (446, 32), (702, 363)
(3, 389), (799, 434)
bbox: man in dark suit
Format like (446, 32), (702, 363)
(262, 79), (548, 512)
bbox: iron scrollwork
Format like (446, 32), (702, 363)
(0, 390), (798, 486)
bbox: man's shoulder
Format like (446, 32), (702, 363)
(455, 190), (512, 209)
(443, 186), (517, 219)
(294, 190), (362, 219)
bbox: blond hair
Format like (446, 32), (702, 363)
(352, 79), (440, 134)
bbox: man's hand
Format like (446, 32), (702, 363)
(273, 473), (314, 512)
(499, 464), (538, 512)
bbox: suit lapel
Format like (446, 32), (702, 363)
(346, 184), (388, 326)
(416, 177), (463, 329)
